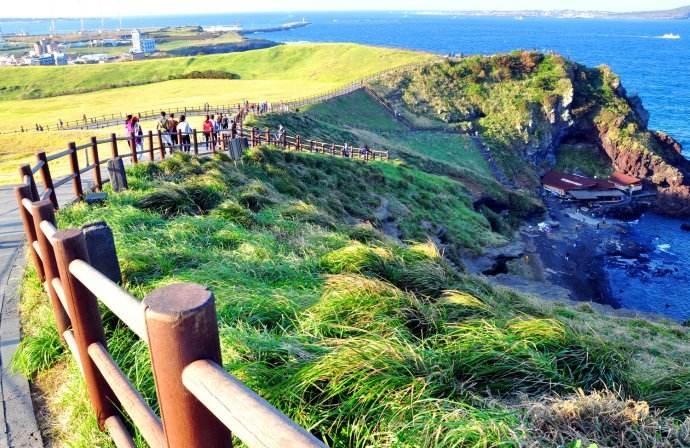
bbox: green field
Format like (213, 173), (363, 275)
(0, 44), (432, 184)
(14, 149), (690, 447)
(0, 44), (431, 101)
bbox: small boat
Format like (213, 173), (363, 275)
(660, 33), (681, 40)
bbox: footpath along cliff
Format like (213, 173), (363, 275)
(372, 51), (690, 216)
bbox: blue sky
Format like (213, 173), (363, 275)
(3, 1), (688, 18)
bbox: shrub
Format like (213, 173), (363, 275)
(136, 184), (197, 217)
(525, 389), (690, 447)
(238, 180), (278, 212)
(212, 200), (254, 227)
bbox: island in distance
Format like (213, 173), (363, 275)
(417, 5), (690, 20)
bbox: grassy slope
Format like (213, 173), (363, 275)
(0, 44), (431, 183)
(251, 90), (493, 181)
(0, 44), (430, 101)
(371, 52), (575, 186)
(14, 150), (690, 447)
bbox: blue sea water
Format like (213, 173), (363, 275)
(3, 12), (690, 319)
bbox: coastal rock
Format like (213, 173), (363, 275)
(603, 239), (649, 259)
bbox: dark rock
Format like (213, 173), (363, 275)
(81, 222), (122, 284)
(85, 192), (107, 205)
(107, 157), (128, 192)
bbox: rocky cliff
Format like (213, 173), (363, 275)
(373, 52), (690, 216)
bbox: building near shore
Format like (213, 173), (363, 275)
(542, 170), (641, 203)
(609, 171), (643, 192)
(542, 171), (597, 197)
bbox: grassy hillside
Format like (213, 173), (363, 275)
(0, 44), (430, 101)
(251, 90), (498, 191)
(14, 150), (690, 447)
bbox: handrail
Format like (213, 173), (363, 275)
(182, 360), (325, 448)
(88, 342), (166, 448)
(69, 259), (148, 342)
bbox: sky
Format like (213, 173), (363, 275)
(2, 0), (688, 18)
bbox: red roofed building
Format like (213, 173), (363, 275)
(541, 171), (598, 197)
(609, 172), (643, 192)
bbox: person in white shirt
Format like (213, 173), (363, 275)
(177, 115), (193, 153)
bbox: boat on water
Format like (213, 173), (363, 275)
(660, 33), (681, 40)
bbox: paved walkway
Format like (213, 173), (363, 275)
(0, 185), (42, 447)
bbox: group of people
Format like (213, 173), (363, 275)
(151, 111), (240, 153)
(341, 143), (372, 159)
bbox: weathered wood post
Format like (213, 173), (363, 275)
(148, 131), (155, 161)
(19, 164), (39, 201)
(157, 130), (165, 160)
(31, 200), (70, 337)
(36, 152), (58, 208)
(192, 130), (199, 155)
(68, 142), (84, 200)
(144, 284), (231, 448)
(89, 137), (102, 191)
(250, 128), (257, 147)
(310, 140), (314, 152)
(110, 133), (119, 159)
(265, 128), (270, 145)
(296, 135), (301, 151)
(15, 185), (45, 281)
(130, 132), (138, 165)
(52, 229), (118, 429)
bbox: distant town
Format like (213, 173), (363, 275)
(0, 20), (309, 66)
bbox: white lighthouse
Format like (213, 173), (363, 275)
(131, 29), (142, 52)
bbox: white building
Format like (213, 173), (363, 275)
(131, 29), (141, 52)
(131, 29), (156, 54)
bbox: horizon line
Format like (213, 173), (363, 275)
(1, 5), (688, 20)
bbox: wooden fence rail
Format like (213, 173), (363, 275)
(15, 168), (326, 448)
(18, 107), (389, 210)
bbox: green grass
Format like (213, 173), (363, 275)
(14, 150), (690, 447)
(555, 143), (614, 178)
(0, 44), (431, 101)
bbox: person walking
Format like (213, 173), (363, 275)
(131, 116), (144, 157)
(169, 113), (179, 147)
(158, 111), (172, 150)
(177, 115), (193, 153)
(202, 115), (213, 150)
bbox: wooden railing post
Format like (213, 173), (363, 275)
(130, 132), (138, 165)
(147, 130), (154, 161)
(31, 200), (70, 337)
(52, 229), (118, 429)
(157, 130), (165, 160)
(265, 128), (270, 145)
(144, 284), (231, 448)
(15, 185), (45, 281)
(296, 135), (301, 151)
(68, 142), (84, 200)
(19, 164), (39, 201)
(310, 140), (314, 152)
(110, 133), (119, 159)
(192, 130), (199, 155)
(36, 152), (58, 208)
(89, 138), (102, 191)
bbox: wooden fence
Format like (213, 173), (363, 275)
(19, 107), (388, 210)
(14, 122), (333, 447)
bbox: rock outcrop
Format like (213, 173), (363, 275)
(376, 53), (690, 216)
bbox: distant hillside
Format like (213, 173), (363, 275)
(422, 5), (690, 20)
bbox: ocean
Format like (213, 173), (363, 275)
(3, 12), (690, 319)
